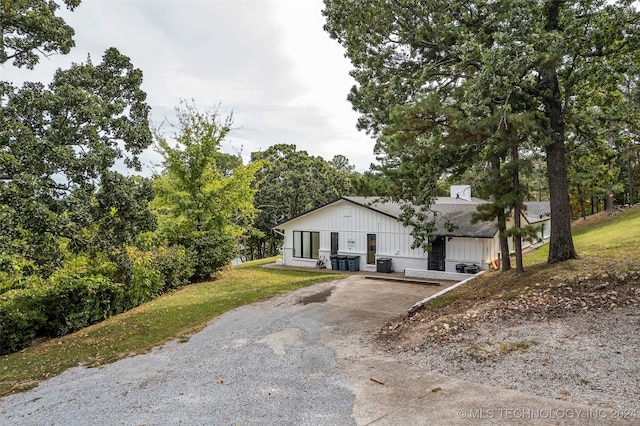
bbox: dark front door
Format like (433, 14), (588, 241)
(331, 232), (339, 255)
(428, 237), (446, 271)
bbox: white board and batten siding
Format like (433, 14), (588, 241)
(445, 235), (500, 272)
(280, 199), (427, 271)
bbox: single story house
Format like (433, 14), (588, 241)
(273, 186), (550, 280)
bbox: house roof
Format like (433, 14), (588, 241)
(273, 196), (550, 239)
(522, 201), (551, 224)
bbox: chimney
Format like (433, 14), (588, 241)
(450, 185), (471, 201)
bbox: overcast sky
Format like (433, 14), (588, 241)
(0, 0), (377, 173)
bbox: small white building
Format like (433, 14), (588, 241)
(273, 187), (550, 280)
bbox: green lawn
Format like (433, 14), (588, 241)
(525, 206), (640, 267)
(0, 257), (335, 396)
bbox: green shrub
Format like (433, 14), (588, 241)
(0, 245), (199, 355)
(38, 275), (119, 337)
(0, 288), (47, 355)
(187, 233), (236, 281)
(152, 244), (195, 291)
(123, 247), (163, 309)
(0, 272), (43, 295)
(49, 253), (118, 285)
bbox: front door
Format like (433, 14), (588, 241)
(428, 237), (446, 271)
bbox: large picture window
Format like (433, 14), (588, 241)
(293, 231), (320, 259)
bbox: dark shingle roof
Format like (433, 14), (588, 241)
(335, 196), (497, 238)
(522, 202), (551, 224)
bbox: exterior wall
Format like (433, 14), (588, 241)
(505, 216), (552, 252)
(278, 200), (427, 272)
(444, 237), (498, 272)
(277, 199), (500, 273)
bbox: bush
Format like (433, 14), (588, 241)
(0, 288), (47, 355)
(123, 247), (163, 309)
(0, 244), (203, 355)
(152, 244), (195, 291)
(38, 275), (121, 337)
(187, 233), (236, 281)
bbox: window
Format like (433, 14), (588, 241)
(367, 234), (376, 264)
(293, 231), (320, 259)
(331, 232), (339, 255)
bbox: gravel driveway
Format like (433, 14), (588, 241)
(0, 276), (445, 425)
(2, 275), (636, 425)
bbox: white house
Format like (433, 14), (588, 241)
(273, 186), (550, 280)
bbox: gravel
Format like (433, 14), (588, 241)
(383, 284), (640, 411)
(0, 283), (356, 426)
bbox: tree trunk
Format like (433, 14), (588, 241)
(512, 144), (524, 275)
(604, 192), (614, 211)
(577, 184), (586, 219)
(541, 0), (578, 263)
(513, 203), (524, 275)
(500, 234), (511, 272)
(545, 134), (577, 262)
(497, 210), (511, 272)
(628, 147), (635, 205)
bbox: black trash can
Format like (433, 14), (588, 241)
(338, 255), (348, 271)
(465, 264), (479, 274)
(456, 263), (467, 273)
(376, 257), (392, 273)
(347, 256), (360, 272)
(330, 255), (339, 270)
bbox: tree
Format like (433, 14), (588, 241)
(323, 0), (640, 264)
(152, 101), (258, 279)
(350, 170), (392, 197)
(0, 0), (81, 69)
(0, 48), (154, 275)
(248, 144), (352, 259)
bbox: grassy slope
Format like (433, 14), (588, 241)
(0, 258), (336, 396)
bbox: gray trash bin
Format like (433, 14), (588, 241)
(347, 256), (360, 272)
(338, 256), (348, 271)
(330, 255), (339, 270)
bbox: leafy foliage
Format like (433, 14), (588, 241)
(248, 144), (353, 258)
(0, 0), (81, 69)
(0, 48), (154, 276)
(153, 101), (259, 279)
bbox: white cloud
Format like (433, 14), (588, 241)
(1, 0), (377, 172)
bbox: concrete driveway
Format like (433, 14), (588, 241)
(0, 276), (628, 425)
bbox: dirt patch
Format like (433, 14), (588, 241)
(299, 288), (333, 305)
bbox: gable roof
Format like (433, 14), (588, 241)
(275, 196), (509, 238)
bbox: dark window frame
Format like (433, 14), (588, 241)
(293, 231), (320, 259)
(330, 232), (339, 255)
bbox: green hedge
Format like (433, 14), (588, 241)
(0, 288), (47, 354)
(0, 245), (197, 355)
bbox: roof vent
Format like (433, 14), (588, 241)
(450, 185), (471, 201)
